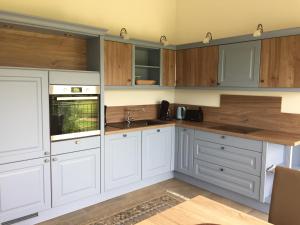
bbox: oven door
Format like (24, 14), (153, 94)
(50, 95), (100, 141)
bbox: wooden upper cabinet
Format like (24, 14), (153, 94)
(104, 40), (132, 86)
(162, 49), (176, 87)
(260, 35), (300, 88)
(176, 46), (219, 87)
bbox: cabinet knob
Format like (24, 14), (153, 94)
(75, 140), (80, 144)
(219, 168), (224, 172)
(157, 129), (160, 132)
(52, 158), (58, 162)
(221, 135), (225, 139)
(260, 79), (264, 83)
(217, 82), (220, 86)
(44, 159), (50, 163)
(123, 134), (127, 138)
(220, 146), (225, 150)
(44, 151), (50, 156)
(128, 79), (132, 82)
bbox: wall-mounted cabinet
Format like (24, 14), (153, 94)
(104, 40), (132, 86)
(218, 41), (261, 87)
(176, 46), (219, 87)
(260, 35), (300, 88)
(162, 49), (176, 87)
(134, 46), (161, 86)
(0, 27), (100, 72)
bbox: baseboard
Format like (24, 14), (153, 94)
(174, 172), (270, 213)
(15, 172), (174, 225)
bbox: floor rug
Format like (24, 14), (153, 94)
(83, 191), (187, 225)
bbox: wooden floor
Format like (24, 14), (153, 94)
(39, 179), (268, 225)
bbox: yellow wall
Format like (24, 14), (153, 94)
(175, 0), (300, 44)
(0, 0), (176, 43)
(1, 0), (300, 113)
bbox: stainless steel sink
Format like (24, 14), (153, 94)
(107, 120), (168, 129)
(211, 125), (262, 134)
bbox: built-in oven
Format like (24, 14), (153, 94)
(49, 85), (100, 141)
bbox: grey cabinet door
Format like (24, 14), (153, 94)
(218, 41), (261, 87)
(175, 127), (194, 176)
(0, 69), (50, 164)
(142, 127), (172, 179)
(104, 131), (141, 191)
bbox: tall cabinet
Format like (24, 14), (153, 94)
(0, 68), (51, 223)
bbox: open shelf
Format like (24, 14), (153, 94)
(134, 46), (161, 85)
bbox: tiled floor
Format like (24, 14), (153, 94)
(39, 179), (268, 225)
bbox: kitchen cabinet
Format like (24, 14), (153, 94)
(104, 131), (141, 191)
(176, 46), (219, 87)
(175, 127), (194, 176)
(0, 158), (51, 223)
(104, 40), (132, 86)
(218, 41), (261, 87)
(0, 69), (50, 165)
(162, 49), (176, 87)
(260, 35), (300, 88)
(51, 149), (100, 207)
(142, 127), (172, 179)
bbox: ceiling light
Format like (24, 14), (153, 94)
(160, 35), (169, 46)
(203, 32), (213, 44)
(253, 24), (264, 37)
(120, 28), (129, 40)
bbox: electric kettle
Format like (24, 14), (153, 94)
(176, 106), (186, 120)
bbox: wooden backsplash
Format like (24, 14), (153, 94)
(106, 95), (300, 134)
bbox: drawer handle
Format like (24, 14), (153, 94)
(44, 151), (50, 156)
(220, 146), (225, 150)
(44, 159), (50, 163)
(266, 164), (276, 174)
(221, 135), (226, 139)
(123, 134), (127, 138)
(157, 129), (160, 132)
(52, 158), (58, 162)
(219, 168), (224, 172)
(183, 128), (187, 131)
(75, 140), (80, 144)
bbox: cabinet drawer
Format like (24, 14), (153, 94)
(49, 71), (100, 85)
(194, 140), (261, 176)
(194, 130), (262, 152)
(194, 159), (260, 200)
(51, 136), (100, 155)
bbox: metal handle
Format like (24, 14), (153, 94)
(157, 129), (160, 132)
(57, 96), (98, 101)
(123, 134), (127, 138)
(220, 146), (225, 150)
(44, 151), (50, 156)
(221, 135), (226, 139)
(75, 140), (80, 144)
(266, 164), (276, 174)
(44, 159), (50, 163)
(52, 158), (58, 162)
(219, 168), (224, 172)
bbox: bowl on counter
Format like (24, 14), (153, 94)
(135, 80), (156, 85)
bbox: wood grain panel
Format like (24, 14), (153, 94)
(260, 35), (300, 88)
(176, 46), (218, 87)
(177, 95), (300, 135)
(162, 49), (176, 87)
(0, 27), (87, 70)
(104, 40), (132, 86)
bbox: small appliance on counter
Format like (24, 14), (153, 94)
(159, 100), (170, 120)
(176, 106), (186, 120)
(185, 107), (203, 122)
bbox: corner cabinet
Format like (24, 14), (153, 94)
(175, 127), (194, 176)
(104, 131), (142, 191)
(218, 41), (261, 87)
(162, 49), (176, 87)
(104, 40), (132, 86)
(0, 69), (50, 164)
(142, 127), (172, 179)
(51, 148), (100, 207)
(0, 158), (51, 223)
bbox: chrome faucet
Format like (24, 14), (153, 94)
(125, 108), (146, 126)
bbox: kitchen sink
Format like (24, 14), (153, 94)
(107, 120), (168, 129)
(211, 125), (262, 134)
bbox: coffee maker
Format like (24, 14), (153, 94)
(159, 100), (170, 120)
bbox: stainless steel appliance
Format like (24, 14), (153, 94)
(176, 106), (186, 120)
(49, 85), (100, 141)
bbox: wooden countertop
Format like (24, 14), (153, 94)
(105, 120), (300, 146)
(137, 195), (272, 225)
